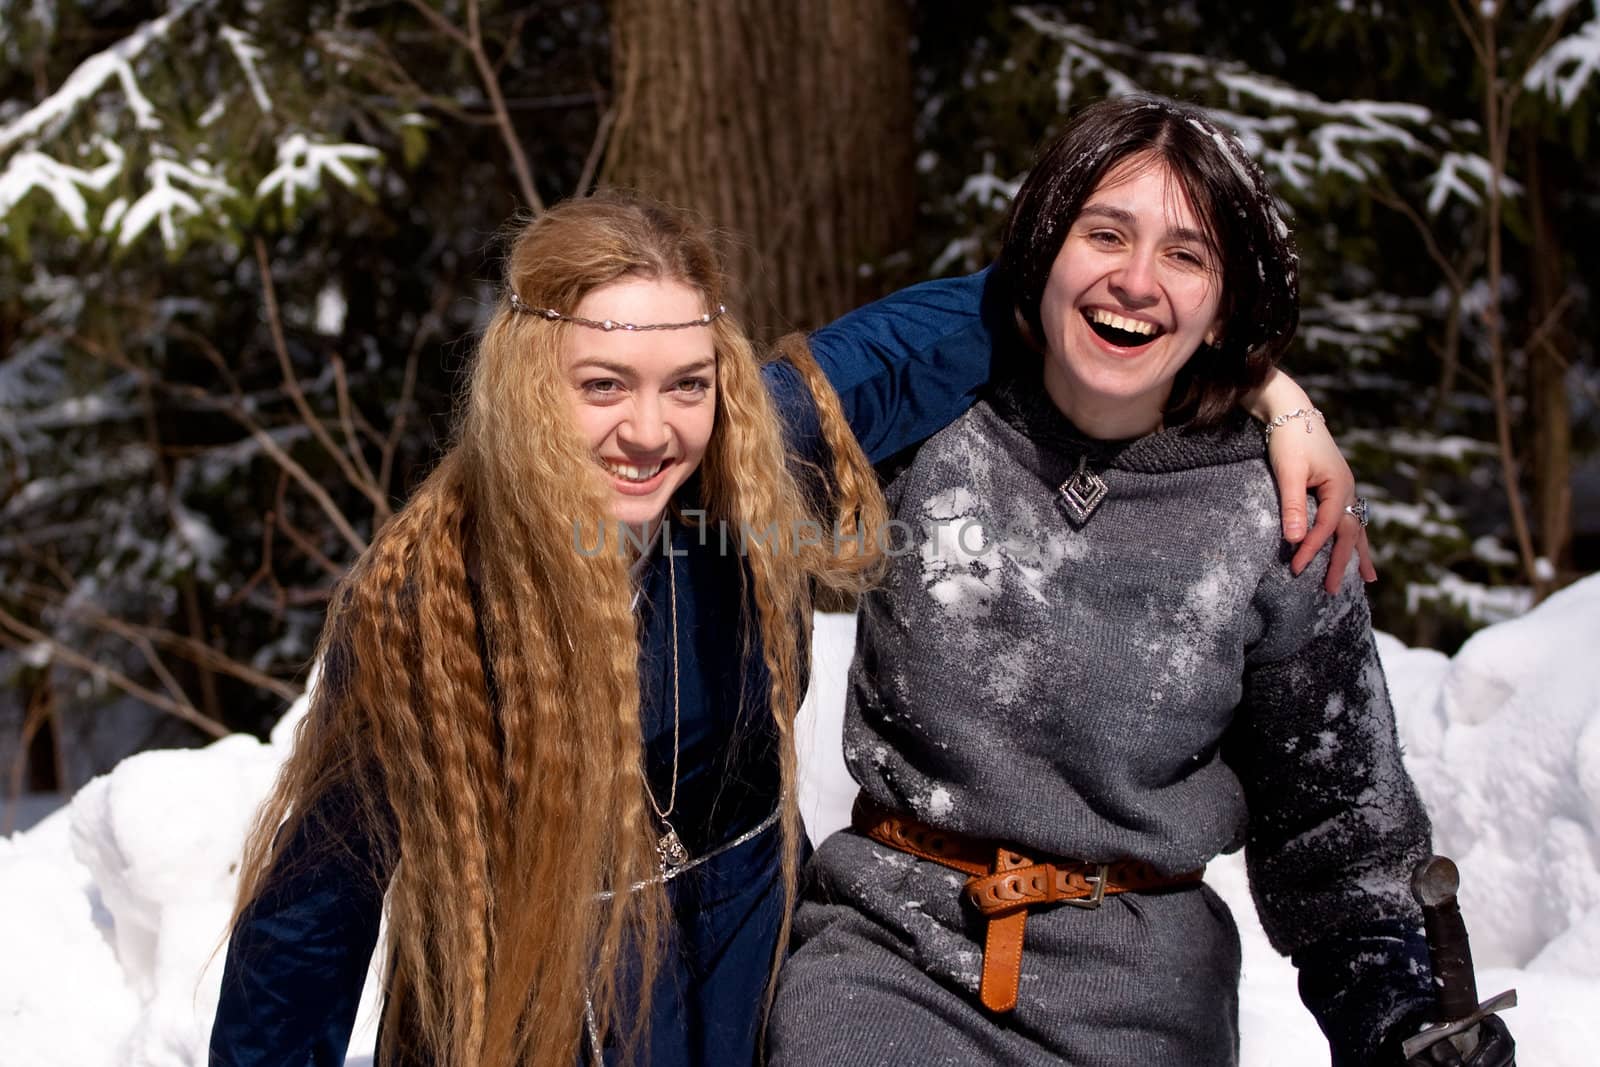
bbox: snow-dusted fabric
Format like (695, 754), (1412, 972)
(769, 376), (1434, 1067)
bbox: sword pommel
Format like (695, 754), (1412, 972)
(1412, 855), (1460, 908)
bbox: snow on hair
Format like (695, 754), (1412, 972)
(995, 93), (1300, 427)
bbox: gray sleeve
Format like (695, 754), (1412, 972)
(1227, 561), (1435, 1064)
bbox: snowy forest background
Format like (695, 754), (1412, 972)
(2, 1), (1599, 841)
(3, 4), (1600, 1065)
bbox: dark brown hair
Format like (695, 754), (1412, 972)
(993, 94), (1300, 427)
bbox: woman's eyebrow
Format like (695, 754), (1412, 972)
(1079, 203), (1212, 248)
(569, 356), (716, 378)
(569, 357), (636, 377)
(1078, 203), (1134, 226)
(669, 358), (716, 377)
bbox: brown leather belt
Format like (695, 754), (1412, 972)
(852, 795), (1205, 1014)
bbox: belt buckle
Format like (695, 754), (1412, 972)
(1061, 863), (1109, 909)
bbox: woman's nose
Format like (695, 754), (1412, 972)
(618, 398), (669, 451)
(1108, 251), (1159, 309)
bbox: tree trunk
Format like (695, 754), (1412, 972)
(605, 0), (916, 338)
(1523, 133), (1574, 583)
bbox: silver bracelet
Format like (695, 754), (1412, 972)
(1263, 406), (1326, 439)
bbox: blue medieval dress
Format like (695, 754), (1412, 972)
(207, 273), (999, 1067)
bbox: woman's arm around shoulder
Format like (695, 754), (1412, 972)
(795, 270), (999, 464)
(1249, 368), (1378, 593)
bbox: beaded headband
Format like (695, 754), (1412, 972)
(508, 291), (726, 332)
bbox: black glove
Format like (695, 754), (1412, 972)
(1403, 1015), (1515, 1066)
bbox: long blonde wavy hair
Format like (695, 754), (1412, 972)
(231, 193), (886, 1066)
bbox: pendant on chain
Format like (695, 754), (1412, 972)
(1058, 454), (1108, 525)
(656, 825), (690, 873)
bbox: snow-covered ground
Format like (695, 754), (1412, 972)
(4, 575), (1599, 1066)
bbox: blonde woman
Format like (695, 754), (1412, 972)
(210, 192), (1364, 1067)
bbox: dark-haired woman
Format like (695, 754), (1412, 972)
(768, 97), (1512, 1067)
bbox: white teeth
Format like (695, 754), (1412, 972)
(601, 459), (664, 482)
(1087, 309), (1159, 337)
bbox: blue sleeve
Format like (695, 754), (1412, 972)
(806, 269), (999, 464)
(209, 777), (393, 1067)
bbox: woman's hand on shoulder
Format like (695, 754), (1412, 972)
(1249, 369), (1377, 594)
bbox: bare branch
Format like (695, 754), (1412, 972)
(1370, 184), (1466, 295)
(379, 343), (421, 500)
(275, 467), (347, 579)
(249, 423), (370, 556)
(1522, 286), (1577, 362)
(1447, 0), (1494, 71)
(383, 1), (542, 210)
(331, 354), (389, 521)
(576, 103), (617, 198)
(381, 282), (452, 495)
(223, 510), (284, 613)
(3, 663), (55, 836)
(402, 0), (469, 48)
(123, 619), (196, 712)
(63, 326), (371, 557)
(277, 509), (346, 579)
(254, 237), (391, 516)
(13, 541), (78, 592)
(495, 9), (536, 76)
(166, 321), (246, 399)
(129, 345), (222, 720)
(312, 29), (501, 127)
(18, 588), (304, 704)
(0, 604), (229, 739)
(464, 0), (543, 212)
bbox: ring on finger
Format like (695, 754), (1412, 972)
(1344, 497), (1370, 528)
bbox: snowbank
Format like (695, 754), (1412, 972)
(0, 699), (386, 1066)
(5, 575), (1600, 1066)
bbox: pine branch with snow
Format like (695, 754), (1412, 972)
(1525, 0), (1600, 107)
(0, 3), (393, 255)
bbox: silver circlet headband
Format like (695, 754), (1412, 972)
(508, 291), (725, 332)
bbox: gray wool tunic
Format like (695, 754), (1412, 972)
(769, 380), (1435, 1067)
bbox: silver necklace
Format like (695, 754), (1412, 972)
(1058, 454), (1109, 525)
(643, 546), (688, 873)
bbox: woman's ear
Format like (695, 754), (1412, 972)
(1204, 320), (1224, 348)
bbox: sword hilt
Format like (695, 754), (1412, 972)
(1403, 856), (1518, 1062)
(1413, 856), (1479, 1021)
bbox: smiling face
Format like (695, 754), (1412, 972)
(1038, 153), (1225, 439)
(563, 276), (717, 536)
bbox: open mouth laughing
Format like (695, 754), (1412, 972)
(1083, 308), (1165, 349)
